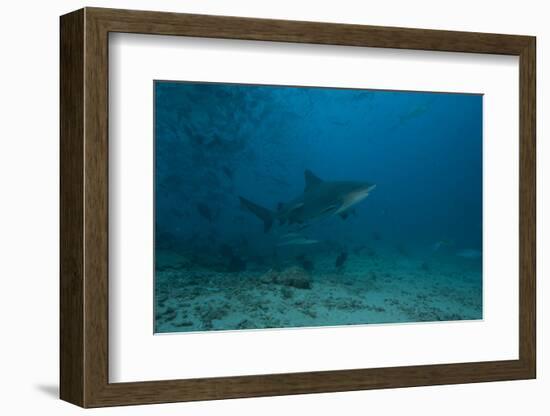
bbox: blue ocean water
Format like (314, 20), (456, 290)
(154, 81), (482, 333)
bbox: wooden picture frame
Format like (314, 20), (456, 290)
(60, 7), (536, 408)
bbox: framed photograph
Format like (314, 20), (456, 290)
(60, 7), (536, 407)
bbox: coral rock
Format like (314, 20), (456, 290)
(260, 266), (311, 289)
(259, 269), (279, 284)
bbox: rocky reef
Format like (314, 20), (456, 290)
(154, 248), (483, 333)
(260, 266), (312, 289)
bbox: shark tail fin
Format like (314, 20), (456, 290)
(239, 196), (274, 232)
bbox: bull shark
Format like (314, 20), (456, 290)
(239, 170), (376, 232)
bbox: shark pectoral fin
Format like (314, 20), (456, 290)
(340, 208), (356, 220)
(239, 196), (274, 233)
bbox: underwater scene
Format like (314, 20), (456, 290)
(154, 80), (483, 333)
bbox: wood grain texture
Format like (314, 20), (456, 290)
(59, 8), (84, 407)
(518, 38), (536, 375)
(83, 10), (110, 406)
(88, 7), (532, 54)
(59, 7), (537, 408)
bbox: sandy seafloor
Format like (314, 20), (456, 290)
(154, 248), (482, 333)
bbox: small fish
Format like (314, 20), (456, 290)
(398, 103), (430, 125)
(456, 249), (482, 259)
(335, 251), (348, 268)
(331, 120), (348, 127)
(196, 203), (213, 222)
(432, 239), (453, 252)
(277, 238), (319, 246)
(280, 232), (302, 240)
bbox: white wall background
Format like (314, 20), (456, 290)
(0, 0), (545, 414)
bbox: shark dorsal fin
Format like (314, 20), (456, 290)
(304, 169), (323, 191)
